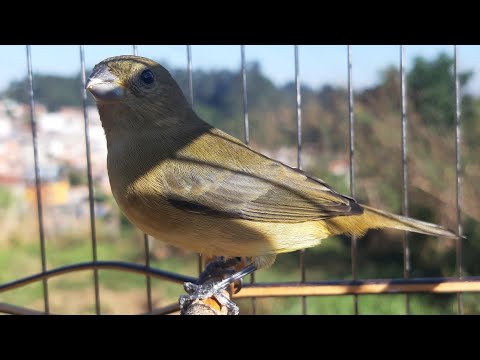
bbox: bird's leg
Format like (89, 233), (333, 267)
(180, 263), (257, 315)
(213, 264), (256, 293)
(198, 256), (243, 284)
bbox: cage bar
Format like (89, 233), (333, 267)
(241, 45), (256, 314)
(293, 45), (307, 315)
(454, 45), (464, 314)
(347, 45), (358, 315)
(400, 45), (411, 314)
(185, 45), (202, 275)
(26, 45), (50, 314)
(80, 45), (101, 315)
(131, 45), (153, 312)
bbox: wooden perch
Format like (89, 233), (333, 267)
(181, 285), (231, 315)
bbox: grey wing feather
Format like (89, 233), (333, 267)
(163, 161), (363, 223)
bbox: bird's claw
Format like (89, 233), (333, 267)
(179, 281), (239, 315)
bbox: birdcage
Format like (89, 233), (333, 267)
(0, 45), (479, 315)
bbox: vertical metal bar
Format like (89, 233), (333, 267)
(143, 234), (152, 313)
(80, 45), (101, 315)
(132, 45), (153, 313)
(186, 45), (201, 274)
(187, 45), (194, 107)
(241, 45), (256, 314)
(400, 45), (411, 315)
(26, 45), (49, 314)
(454, 45), (464, 315)
(294, 45), (307, 315)
(295, 45), (303, 171)
(347, 45), (358, 315)
(241, 45), (250, 146)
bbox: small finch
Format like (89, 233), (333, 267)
(87, 55), (457, 313)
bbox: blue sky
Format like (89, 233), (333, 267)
(1, 45), (479, 94)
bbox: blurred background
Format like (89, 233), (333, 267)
(0, 45), (479, 314)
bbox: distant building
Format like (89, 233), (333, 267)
(24, 164), (69, 206)
(24, 179), (70, 206)
(0, 116), (12, 137)
(0, 139), (24, 185)
(0, 100), (110, 209)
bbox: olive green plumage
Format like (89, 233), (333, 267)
(87, 55), (457, 270)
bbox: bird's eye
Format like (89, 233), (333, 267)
(140, 69), (155, 85)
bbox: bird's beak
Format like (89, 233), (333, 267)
(86, 64), (126, 102)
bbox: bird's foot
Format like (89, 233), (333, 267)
(179, 281), (239, 315)
(179, 260), (256, 315)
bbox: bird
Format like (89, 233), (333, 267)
(86, 55), (458, 314)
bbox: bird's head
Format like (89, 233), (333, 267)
(87, 55), (189, 131)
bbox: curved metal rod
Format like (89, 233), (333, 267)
(0, 261), (197, 294)
(0, 302), (49, 315)
(0, 301), (181, 316)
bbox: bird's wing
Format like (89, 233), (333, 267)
(155, 131), (363, 223)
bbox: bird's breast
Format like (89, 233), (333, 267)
(105, 137), (329, 258)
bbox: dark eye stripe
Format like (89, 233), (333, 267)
(140, 69), (155, 85)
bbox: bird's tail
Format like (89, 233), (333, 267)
(325, 204), (458, 239)
(359, 204), (458, 238)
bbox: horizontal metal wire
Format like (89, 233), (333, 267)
(234, 277), (480, 298)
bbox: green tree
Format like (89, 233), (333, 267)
(2, 72), (95, 111)
(408, 53), (473, 130)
